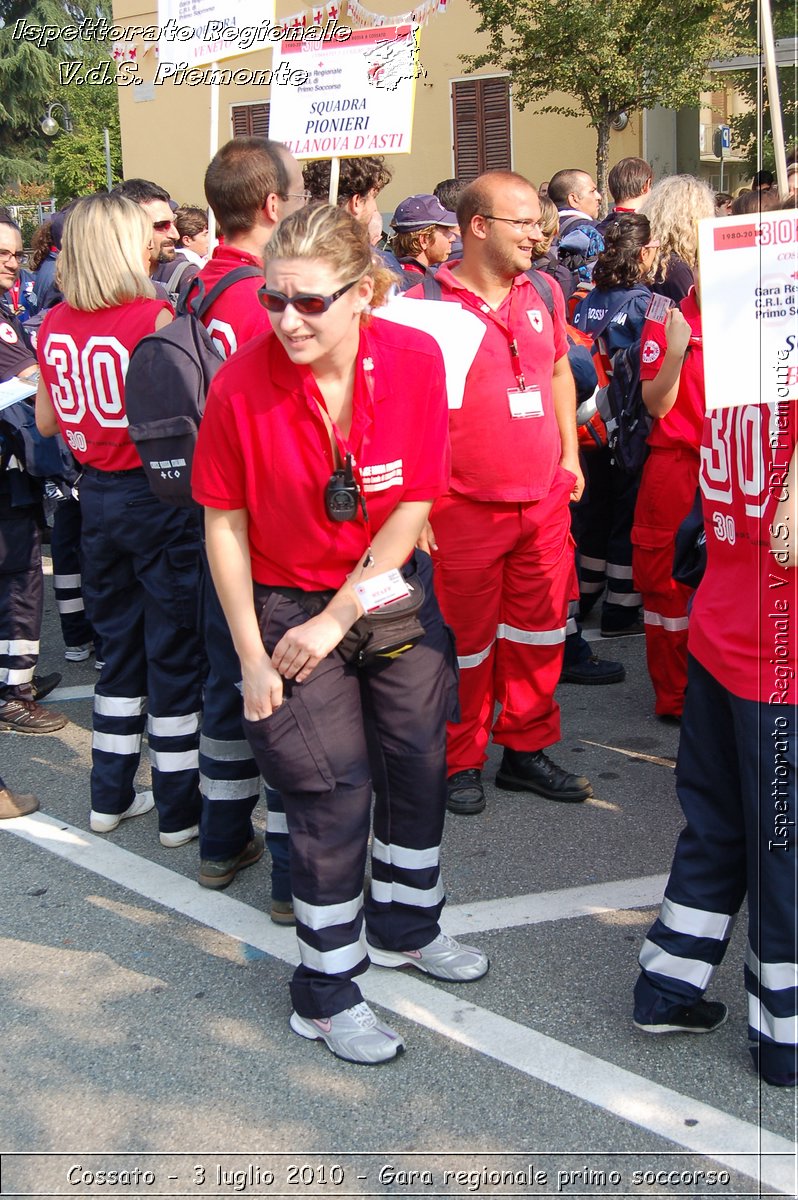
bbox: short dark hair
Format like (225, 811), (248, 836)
(303, 156), (392, 204)
(175, 206), (208, 241)
(732, 189), (781, 215)
(607, 157), (653, 204)
(547, 169), (591, 207)
(433, 178), (465, 212)
(752, 169), (774, 189)
(204, 138), (290, 236)
(593, 213), (652, 288)
(113, 178), (171, 205)
(457, 171), (534, 236)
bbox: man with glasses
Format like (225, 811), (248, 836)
(405, 172), (592, 815)
(187, 137), (307, 913)
(112, 179), (179, 282)
(0, 218), (68, 734)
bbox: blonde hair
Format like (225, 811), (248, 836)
(57, 194), (156, 311)
(535, 194), (560, 254)
(639, 175), (715, 274)
(265, 202), (398, 309)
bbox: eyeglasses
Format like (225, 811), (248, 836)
(0, 249), (28, 265)
(258, 277), (360, 316)
(480, 215), (542, 233)
(152, 219), (176, 232)
(281, 191), (313, 205)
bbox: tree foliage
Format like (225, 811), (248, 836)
(722, 0), (797, 172)
(0, 0), (121, 195)
(462, 0), (744, 200)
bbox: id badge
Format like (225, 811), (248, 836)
(644, 293), (673, 324)
(354, 568), (410, 613)
(507, 386), (543, 419)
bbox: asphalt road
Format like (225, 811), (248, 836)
(1, 554), (795, 1200)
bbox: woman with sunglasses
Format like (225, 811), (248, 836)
(35, 193), (204, 844)
(192, 204), (488, 1066)
(570, 213), (657, 638)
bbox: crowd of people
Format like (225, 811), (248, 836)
(0, 141), (794, 1084)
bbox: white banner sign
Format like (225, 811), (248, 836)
(698, 213), (798, 411)
(268, 25), (421, 159)
(157, 0), (276, 67)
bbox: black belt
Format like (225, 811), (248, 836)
(81, 464), (146, 478)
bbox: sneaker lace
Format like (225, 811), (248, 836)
(347, 1001), (377, 1029)
(433, 932), (460, 952)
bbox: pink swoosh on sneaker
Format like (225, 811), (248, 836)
(404, 950), (422, 959)
(313, 1018), (332, 1033)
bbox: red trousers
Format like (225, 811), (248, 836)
(431, 468), (576, 774)
(631, 447), (698, 717)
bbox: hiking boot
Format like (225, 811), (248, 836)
(289, 1001), (405, 1064)
(159, 824), (199, 848)
(367, 931), (489, 981)
(601, 618), (645, 638)
(560, 655), (625, 685)
(0, 786), (39, 819)
(495, 748), (592, 802)
(270, 898), (296, 926)
(198, 834), (264, 890)
(446, 768), (485, 815)
(633, 999), (728, 1035)
(90, 790), (155, 833)
(0, 697), (68, 734)
(32, 672), (62, 701)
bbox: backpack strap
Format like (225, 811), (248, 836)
(523, 268), (555, 318)
(164, 258), (192, 296)
(182, 266), (264, 320)
(557, 213), (592, 239)
(420, 273), (443, 302)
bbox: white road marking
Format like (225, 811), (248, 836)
(441, 874), (669, 935)
(3, 813), (795, 1194)
(41, 684), (95, 704)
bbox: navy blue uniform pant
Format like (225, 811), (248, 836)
(572, 445), (641, 633)
(244, 551), (457, 1019)
(635, 655), (797, 1082)
(50, 496), (96, 650)
(0, 512), (42, 702)
(79, 468), (203, 832)
(198, 548), (262, 861)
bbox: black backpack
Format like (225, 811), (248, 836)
(595, 337), (652, 474)
(125, 266), (262, 506)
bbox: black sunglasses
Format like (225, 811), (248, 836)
(258, 277), (360, 316)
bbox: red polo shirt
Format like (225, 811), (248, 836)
(38, 298), (172, 471)
(191, 245), (267, 359)
(406, 265), (569, 501)
(192, 319), (449, 589)
(639, 288), (704, 453)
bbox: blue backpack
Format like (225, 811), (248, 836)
(596, 338), (651, 474)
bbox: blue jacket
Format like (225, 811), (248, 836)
(572, 284), (650, 357)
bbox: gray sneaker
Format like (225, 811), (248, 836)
(367, 932), (489, 981)
(289, 1001), (405, 1064)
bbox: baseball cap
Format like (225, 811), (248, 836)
(391, 194), (458, 231)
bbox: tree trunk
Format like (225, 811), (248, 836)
(595, 117), (612, 217)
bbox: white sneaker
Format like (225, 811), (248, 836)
(289, 1001), (405, 1064)
(90, 791), (154, 833)
(64, 643), (92, 662)
(367, 931), (489, 981)
(159, 824), (199, 848)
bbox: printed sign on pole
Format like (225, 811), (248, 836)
(269, 25), (422, 158)
(157, 0), (275, 67)
(698, 213), (798, 411)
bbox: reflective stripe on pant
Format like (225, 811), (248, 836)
(244, 551), (454, 1019)
(0, 514), (42, 702)
(632, 447), (698, 717)
(198, 548), (260, 861)
(80, 469), (203, 832)
(51, 497), (94, 648)
(634, 655), (797, 1081)
(431, 471), (575, 774)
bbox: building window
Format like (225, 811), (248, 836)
(452, 77), (511, 180)
(231, 103), (270, 138)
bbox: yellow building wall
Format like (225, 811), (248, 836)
(113, 0), (642, 211)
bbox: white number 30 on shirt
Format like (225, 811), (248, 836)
(43, 333), (129, 428)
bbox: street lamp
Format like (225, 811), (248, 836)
(40, 102), (73, 137)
